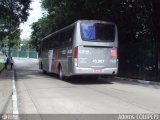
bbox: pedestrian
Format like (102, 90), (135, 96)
(10, 57), (14, 70)
(4, 55), (9, 70)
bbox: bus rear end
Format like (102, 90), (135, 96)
(72, 20), (118, 77)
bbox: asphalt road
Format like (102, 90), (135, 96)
(13, 58), (160, 115)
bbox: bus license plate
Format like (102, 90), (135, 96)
(93, 68), (102, 73)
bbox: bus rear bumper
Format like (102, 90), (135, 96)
(73, 67), (118, 75)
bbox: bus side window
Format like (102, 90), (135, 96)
(60, 32), (66, 46)
(50, 36), (54, 48)
(51, 36), (56, 48)
(53, 33), (60, 47)
(66, 27), (74, 45)
(43, 41), (47, 51)
(69, 38), (72, 43)
(48, 39), (51, 49)
(46, 41), (49, 50)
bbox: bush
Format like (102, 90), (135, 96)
(0, 63), (4, 71)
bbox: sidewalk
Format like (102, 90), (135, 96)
(0, 69), (13, 114)
(115, 77), (160, 86)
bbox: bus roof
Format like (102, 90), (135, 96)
(41, 20), (115, 42)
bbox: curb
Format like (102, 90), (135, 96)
(115, 77), (160, 86)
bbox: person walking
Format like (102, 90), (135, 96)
(10, 57), (14, 70)
(4, 55), (9, 70)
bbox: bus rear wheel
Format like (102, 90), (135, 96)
(43, 70), (47, 74)
(59, 66), (64, 80)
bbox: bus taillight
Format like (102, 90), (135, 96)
(74, 47), (78, 66)
(111, 49), (117, 57)
(74, 47), (78, 58)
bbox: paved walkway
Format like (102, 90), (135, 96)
(0, 69), (13, 114)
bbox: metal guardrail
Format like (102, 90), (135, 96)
(11, 51), (38, 58)
(0, 52), (4, 63)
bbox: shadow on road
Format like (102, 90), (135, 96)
(63, 77), (113, 85)
(0, 70), (13, 114)
(14, 63), (160, 89)
(0, 92), (12, 114)
(47, 73), (114, 85)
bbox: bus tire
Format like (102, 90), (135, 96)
(59, 66), (64, 80)
(43, 70), (47, 74)
(41, 62), (43, 69)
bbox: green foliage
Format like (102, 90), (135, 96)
(0, 0), (31, 55)
(30, 0), (159, 80)
(0, 63), (4, 71)
(30, 16), (53, 50)
(31, 0), (154, 46)
(152, 0), (160, 40)
(0, 0), (31, 25)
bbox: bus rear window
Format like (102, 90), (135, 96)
(81, 23), (115, 42)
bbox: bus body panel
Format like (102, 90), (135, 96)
(71, 21), (118, 76)
(77, 46), (117, 68)
(67, 46), (73, 76)
(59, 47), (70, 76)
(41, 51), (49, 72)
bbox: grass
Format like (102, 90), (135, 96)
(0, 53), (4, 71)
(0, 63), (4, 71)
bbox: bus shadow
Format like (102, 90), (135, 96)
(44, 73), (160, 89)
(62, 77), (114, 85)
(45, 73), (114, 85)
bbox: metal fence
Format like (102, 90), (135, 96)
(118, 41), (159, 81)
(11, 51), (38, 59)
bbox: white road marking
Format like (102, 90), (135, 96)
(12, 69), (19, 114)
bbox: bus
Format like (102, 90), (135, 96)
(39, 20), (118, 80)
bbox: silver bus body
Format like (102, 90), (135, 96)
(39, 20), (118, 79)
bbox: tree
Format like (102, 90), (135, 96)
(0, 0), (31, 55)
(152, 0), (160, 80)
(30, 16), (53, 50)
(31, 0), (157, 80)
(32, 0), (154, 49)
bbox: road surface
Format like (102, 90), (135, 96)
(1, 58), (160, 120)
(13, 58), (160, 114)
